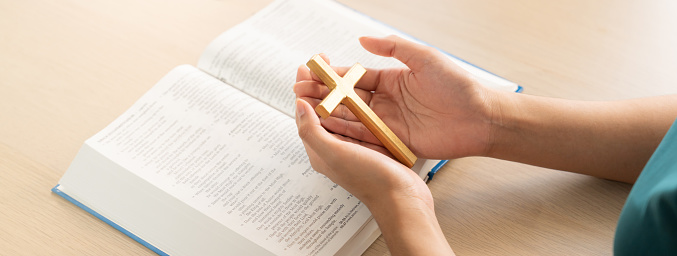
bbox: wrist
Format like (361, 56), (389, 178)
(365, 188), (434, 218)
(483, 89), (521, 159)
(485, 92), (559, 163)
(366, 193), (454, 255)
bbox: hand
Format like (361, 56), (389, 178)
(295, 98), (453, 255)
(293, 35), (498, 160)
(294, 97), (432, 209)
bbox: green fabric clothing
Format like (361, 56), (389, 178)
(614, 118), (677, 255)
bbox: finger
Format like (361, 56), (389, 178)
(295, 98), (348, 166)
(359, 35), (439, 73)
(305, 55), (383, 91)
(293, 81), (330, 99)
(331, 133), (392, 157)
(296, 65), (313, 82)
(321, 116), (383, 146)
(319, 53), (330, 65)
(318, 66), (383, 92)
(294, 81), (373, 103)
(301, 97), (360, 122)
(308, 54), (330, 82)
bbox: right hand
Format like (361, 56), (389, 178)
(294, 35), (500, 160)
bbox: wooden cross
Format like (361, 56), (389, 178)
(306, 54), (418, 168)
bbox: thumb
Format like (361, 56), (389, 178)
(359, 35), (438, 72)
(295, 99), (340, 163)
(309, 53), (331, 82)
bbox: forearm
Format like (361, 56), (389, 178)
(487, 93), (677, 183)
(367, 195), (454, 256)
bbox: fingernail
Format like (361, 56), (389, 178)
(296, 99), (306, 118)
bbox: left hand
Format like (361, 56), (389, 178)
(294, 97), (433, 209)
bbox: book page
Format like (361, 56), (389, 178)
(86, 65), (371, 256)
(197, 0), (518, 117)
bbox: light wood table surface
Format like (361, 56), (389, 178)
(1, 0), (676, 255)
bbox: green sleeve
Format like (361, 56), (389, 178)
(614, 118), (677, 255)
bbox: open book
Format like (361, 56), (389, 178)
(53, 0), (521, 255)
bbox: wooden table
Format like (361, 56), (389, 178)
(1, 0), (675, 255)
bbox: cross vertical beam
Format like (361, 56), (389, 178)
(306, 54), (418, 168)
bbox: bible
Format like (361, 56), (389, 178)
(53, 0), (521, 255)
